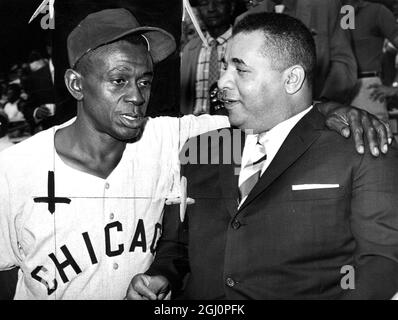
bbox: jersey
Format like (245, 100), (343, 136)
(0, 114), (230, 299)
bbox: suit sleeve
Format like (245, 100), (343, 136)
(341, 144), (398, 299)
(320, 0), (357, 102)
(145, 192), (190, 295)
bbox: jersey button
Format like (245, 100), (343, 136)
(105, 182), (110, 189)
(226, 277), (235, 288)
(113, 263), (119, 270)
(109, 213), (115, 220)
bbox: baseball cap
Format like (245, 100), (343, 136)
(67, 8), (177, 68)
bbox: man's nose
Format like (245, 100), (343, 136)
(124, 83), (145, 107)
(217, 68), (233, 91)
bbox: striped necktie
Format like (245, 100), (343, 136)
(238, 140), (267, 204)
(208, 39), (220, 95)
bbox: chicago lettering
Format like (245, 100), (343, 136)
(30, 219), (162, 295)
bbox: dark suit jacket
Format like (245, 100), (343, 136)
(23, 63), (56, 130)
(147, 108), (398, 299)
(237, 0), (358, 103)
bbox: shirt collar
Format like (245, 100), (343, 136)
(258, 105), (313, 147)
(240, 105), (313, 182)
(205, 26), (233, 46)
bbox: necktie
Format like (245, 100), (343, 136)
(208, 39), (220, 97)
(238, 140), (267, 204)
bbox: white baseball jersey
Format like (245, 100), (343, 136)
(0, 114), (229, 300)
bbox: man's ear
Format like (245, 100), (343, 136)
(64, 69), (84, 101)
(284, 65), (306, 95)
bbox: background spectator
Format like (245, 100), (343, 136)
(3, 84), (25, 123)
(23, 48), (56, 132)
(344, 0), (398, 122)
(0, 110), (13, 152)
(181, 0), (237, 115)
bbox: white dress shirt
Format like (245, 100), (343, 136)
(239, 106), (313, 192)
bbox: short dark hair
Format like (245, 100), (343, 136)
(74, 34), (149, 76)
(0, 111), (9, 138)
(233, 12), (316, 85)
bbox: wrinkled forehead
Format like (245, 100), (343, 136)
(89, 39), (154, 72)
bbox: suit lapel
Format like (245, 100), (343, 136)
(238, 108), (326, 212)
(219, 129), (246, 217)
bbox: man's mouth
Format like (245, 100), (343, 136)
(223, 100), (239, 109)
(121, 114), (143, 121)
(219, 95), (239, 108)
(119, 113), (145, 128)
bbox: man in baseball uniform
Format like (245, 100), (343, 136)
(0, 8), (392, 300)
(0, 8), (231, 300)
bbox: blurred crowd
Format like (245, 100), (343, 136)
(0, 36), (55, 150)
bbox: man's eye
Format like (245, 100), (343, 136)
(111, 79), (126, 85)
(237, 68), (247, 74)
(138, 80), (152, 87)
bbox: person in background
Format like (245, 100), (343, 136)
(3, 84), (25, 124)
(8, 65), (21, 86)
(181, 6), (205, 51)
(180, 0), (237, 115)
(23, 48), (56, 133)
(0, 81), (7, 108)
(344, 0), (398, 122)
(370, 82), (398, 100)
(0, 111), (13, 152)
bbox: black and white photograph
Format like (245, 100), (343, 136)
(1, 0), (398, 310)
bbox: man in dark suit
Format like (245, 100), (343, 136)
(127, 13), (398, 299)
(23, 51), (56, 132)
